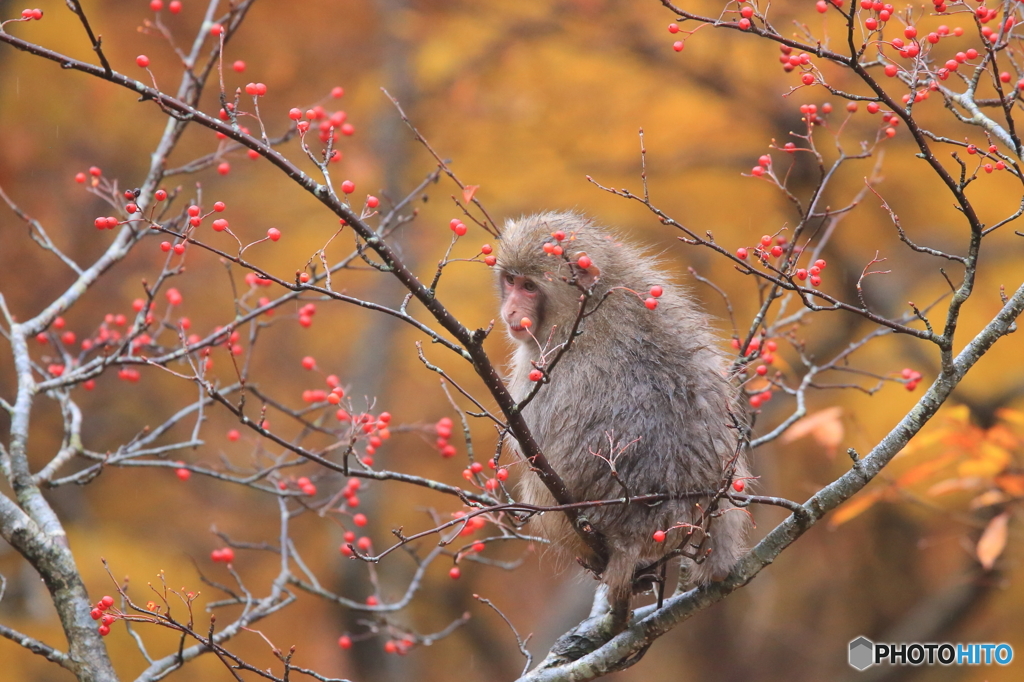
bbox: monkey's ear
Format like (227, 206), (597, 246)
(571, 253), (601, 289)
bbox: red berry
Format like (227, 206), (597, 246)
(341, 180), (355, 194)
(366, 196), (379, 208)
(801, 73), (815, 85)
(449, 566), (461, 579)
(672, 41), (684, 52)
(217, 162), (230, 175)
(353, 513), (367, 527)
(814, 259), (826, 269)
(267, 227), (281, 241)
(136, 55), (150, 68)
(212, 218), (228, 232)
(75, 172), (87, 183)
(232, 60), (246, 72)
(338, 635), (352, 649)
(668, 23), (679, 33)
(480, 244), (493, 255)
(210, 23), (223, 36)
(644, 297), (658, 310)
(169, 0), (181, 13)
(653, 530), (666, 543)
(733, 479), (746, 492)
(736, 247), (748, 259)
(649, 285), (663, 298)
(89, 166), (102, 176)
(154, 189), (167, 201)
(529, 369), (543, 382)
(150, 0), (163, 10)
(101, 595), (114, 607)
(331, 86), (345, 98)
(98, 625), (110, 636)
(577, 255), (592, 269)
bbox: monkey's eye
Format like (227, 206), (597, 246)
(504, 273), (515, 286)
(522, 280), (537, 292)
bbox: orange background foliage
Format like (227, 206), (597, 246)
(1, 1), (1022, 680)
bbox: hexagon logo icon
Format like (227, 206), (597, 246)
(849, 636), (874, 671)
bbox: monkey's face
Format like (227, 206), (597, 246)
(499, 271), (544, 342)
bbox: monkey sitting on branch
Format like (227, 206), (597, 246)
(496, 211), (750, 628)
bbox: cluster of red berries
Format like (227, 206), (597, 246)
(297, 302), (317, 328)
(451, 510), (488, 537)
(329, 407), (390, 465)
(210, 546), (236, 563)
(461, 459), (509, 492)
(480, 243), (496, 266)
(542, 229), (568, 255)
(900, 367), (923, 391)
(382, 637), (416, 655)
(966, 144), (1008, 173)
(735, 236), (828, 287)
(289, 102), (354, 142)
(338, 508), (371, 556)
(90, 595), (116, 636)
(449, 218), (468, 236)
(645, 285), (663, 310)
(668, 22), (685, 52)
(19, 8), (43, 19)
(436, 417), (457, 458)
(149, 0), (183, 13)
(732, 336), (779, 378)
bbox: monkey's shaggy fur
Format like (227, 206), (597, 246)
(498, 211), (750, 615)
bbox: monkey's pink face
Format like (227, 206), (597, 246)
(500, 272), (541, 341)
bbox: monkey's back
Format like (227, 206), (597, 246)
(502, 212), (748, 597)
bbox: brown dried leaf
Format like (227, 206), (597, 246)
(976, 512), (1010, 571)
(828, 489), (884, 529)
(995, 474), (1024, 497)
(927, 477), (982, 497)
(462, 185), (479, 203)
(969, 490), (1010, 510)
(781, 407), (844, 455)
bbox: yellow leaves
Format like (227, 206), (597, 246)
(995, 408), (1024, 427)
(976, 512), (1010, 571)
(828, 405), (1024, 531)
(828, 489), (886, 529)
(957, 441), (1012, 478)
(782, 407), (844, 456)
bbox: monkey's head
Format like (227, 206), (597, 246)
(496, 212), (620, 344)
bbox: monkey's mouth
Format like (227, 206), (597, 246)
(507, 320), (530, 336)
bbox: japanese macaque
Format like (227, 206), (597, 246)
(497, 211), (749, 626)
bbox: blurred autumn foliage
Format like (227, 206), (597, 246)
(1, 1), (1023, 681)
